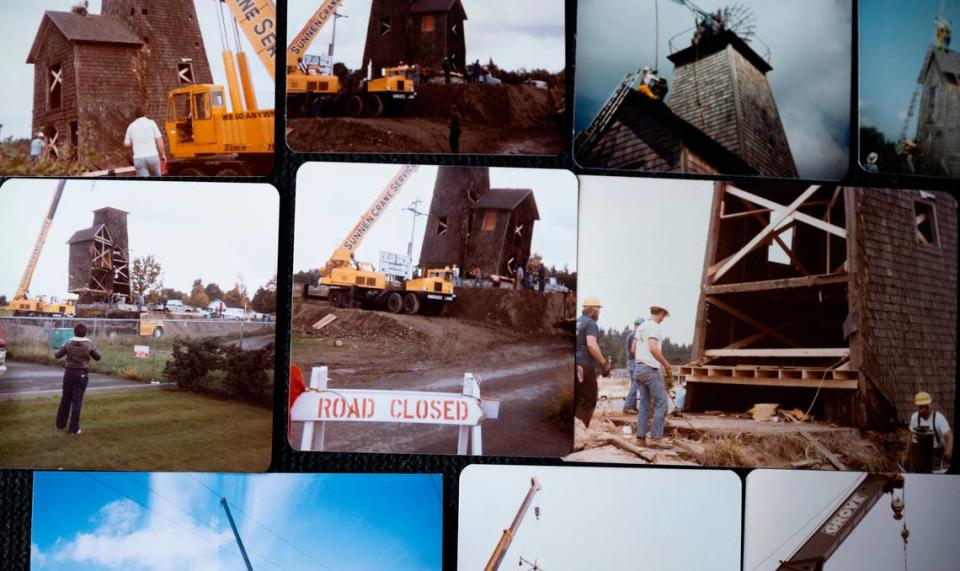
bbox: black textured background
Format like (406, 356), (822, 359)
(1, 2), (957, 570)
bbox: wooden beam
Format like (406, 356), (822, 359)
(700, 318), (804, 364)
(721, 207), (774, 220)
(725, 185), (847, 238)
(712, 186), (821, 280)
(685, 376), (857, 390)
(800, 431), (848, 470)
(703, 348), (850, 358)
(703, 274), (849, 295)
(705, 295), (803, 348)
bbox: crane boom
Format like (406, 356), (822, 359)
(287, 0), (344, 70)
(15, 180), (66, 301)
(325, 164), (420, 269)
(777, 474), (904, 571)
(221, 0), (278, 80)
(485, 477), (542, 571)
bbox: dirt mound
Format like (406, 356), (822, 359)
(411, 84), (556, 129)
(292, 303), (416, 340)
(446, 288), (575, 332)
(287, 117), (427, 152)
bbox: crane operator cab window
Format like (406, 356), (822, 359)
(169, 92), (194, 143)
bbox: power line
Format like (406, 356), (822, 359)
(82, 473), (259, 568)
(187, 474), (334, 571)
(117, 474), (285, 571)
(751, 474), (865, 571)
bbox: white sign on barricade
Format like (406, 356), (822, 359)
(134, 345), (150, 358)
(291, 366), (500, 455)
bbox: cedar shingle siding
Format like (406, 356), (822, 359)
(363, 0), (467, 77)
(576, 30), (797, 177)
(27, 1), (211, 166)
(854, 188), (957, 427)
(916, 48), (960, 176)
(419, 168), (539, 276)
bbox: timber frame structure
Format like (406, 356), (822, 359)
(682, 182), (957, 428)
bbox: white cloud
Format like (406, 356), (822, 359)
(47, 491), (234, 571)
(31, 543), (47, 568)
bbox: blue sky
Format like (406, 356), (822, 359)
(745, 471), (960, 570)
(32, 472), (443, 571)
(575, 0), (853, 180)
(860, 0), (959, 140)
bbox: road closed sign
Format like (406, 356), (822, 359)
(134, 345), (150, 358)
(291, 389), (488, 426)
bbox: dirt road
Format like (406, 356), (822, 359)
(290, 296), (573, 456)
(290, 343), (571, 456)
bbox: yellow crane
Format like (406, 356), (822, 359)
(304, 165), (455, 315)
(163, 0), (277, 176)
(4, 180), (76, 317)
(485, 477), (542, 571)
(286, 0), (417, 118)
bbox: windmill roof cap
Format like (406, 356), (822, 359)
(668, 29), (772, 74)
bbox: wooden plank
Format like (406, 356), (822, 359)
(703, 274), (849, 295)
(685, 375), (858, 390)
(725, 185), (847, 238)
(596, 434), (656, 462)
(703, 348), (850, 358)
(311, 313), (338, 330)
(779, 369), (804, 379)
(712, 186), (821, 280)
(705, 296), (802, 348)
(800, 431), (848, 470)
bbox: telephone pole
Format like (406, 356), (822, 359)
(220, 497), (254, 571)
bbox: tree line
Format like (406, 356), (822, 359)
(597, 326), (692, 368)
(130, 255), (277, 314)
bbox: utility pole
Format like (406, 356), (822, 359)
(328, 11), (348, 57)
(404, 197), (426, 258)
(485, 477), (542, 571)
(220, 497), (254, 571)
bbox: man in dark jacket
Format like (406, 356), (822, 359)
(54, 323), (101, 434)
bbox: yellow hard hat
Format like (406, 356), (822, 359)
(582, 296), (602, 308)
(915, 391), (932, 406)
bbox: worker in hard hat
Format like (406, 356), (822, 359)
(622, 316), (646, 414)
(631, 304), (672, 448)
(902, 391), (953, 473)
(575, 296), (611, 428)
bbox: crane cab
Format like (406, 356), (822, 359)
(165, 84), (274, 160)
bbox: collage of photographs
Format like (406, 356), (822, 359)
(0, 1), (957, 570)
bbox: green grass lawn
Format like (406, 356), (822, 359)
(7, 338), (169, 382)
(0, 390), (273, 471)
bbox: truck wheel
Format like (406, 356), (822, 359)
(402, 293), (420, 315)
(365, 94), (385, 117)
(341, 291), (354, 309)
(386, 292), (403, 314)
(329, 290), (343, 308)
(345, 95), (364, 118)
(153, 327), (164, 338)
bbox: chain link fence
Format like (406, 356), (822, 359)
(0, 316), (275, 383)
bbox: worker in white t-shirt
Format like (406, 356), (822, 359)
(124, 106), (166, 177)
(902, 391), (953, 473)
(630, 304), (672, 448)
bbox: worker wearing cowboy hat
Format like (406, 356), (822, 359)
(631, 304), (672, 449)
(575, 296), (610, 428)
(902, 391), (952, 473)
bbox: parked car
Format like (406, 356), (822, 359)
(0, 324), (8, 375)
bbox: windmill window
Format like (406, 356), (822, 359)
(380, 17), (392, 36)
(48, 64), (63, 110)
(945, 73), (959, 86)
(421, 15), (436, 33)
(481, 212), (497, 232)
(914, 201), (939, 247)
(178, 63), (195, 84)
(436, 216), (448, 236)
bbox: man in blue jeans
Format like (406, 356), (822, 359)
(631, 304), (672, 448)
(622, 316), (645, 414)
(54, 323), (101, 435)
(124, 106), (166, 177)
